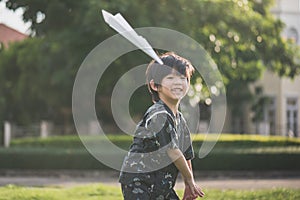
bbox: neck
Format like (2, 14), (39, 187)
(159, 97), (180, 116)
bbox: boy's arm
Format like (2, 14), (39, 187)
(186, 160), (194, 184)
(187, 159), (193, 174)
(183, 160), (197, 199)
(167, 148), (204, 198)
(167, 148), (193, 180)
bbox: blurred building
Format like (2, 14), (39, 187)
(233, 0), (300, 137)
(0, 23), (27, 48)
(272, 0), (300, 45)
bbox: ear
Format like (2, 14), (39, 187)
(149, 79), (158, 91)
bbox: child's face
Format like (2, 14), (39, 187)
(158, 72), (189, 103)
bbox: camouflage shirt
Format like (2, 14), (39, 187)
(119, 100), (194, 195)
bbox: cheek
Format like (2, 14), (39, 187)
(160, 80), (171, 88)
(183, 81), (189, 88)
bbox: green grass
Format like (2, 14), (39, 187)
(0, 184), (120, 200)
(0, 184), (299, 200)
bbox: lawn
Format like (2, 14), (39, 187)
(0, 134), (300, 199)
(0, 184), (299, 200)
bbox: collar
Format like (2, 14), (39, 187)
(157, 100), (181, 119)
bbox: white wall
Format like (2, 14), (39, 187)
(272, 0), (300, 44)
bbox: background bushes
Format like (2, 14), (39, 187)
(0, 134), (299, 170)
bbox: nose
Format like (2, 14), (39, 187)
(174, 76), (183, 85)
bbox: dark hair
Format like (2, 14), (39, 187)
(146, 52), (195, 103)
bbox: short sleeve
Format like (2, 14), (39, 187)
(182, 123), (194, 160)
(183, 142), (194, 160)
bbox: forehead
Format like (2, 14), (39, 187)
(165, 69), (186, 76)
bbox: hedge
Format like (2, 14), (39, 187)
(0, 134), (299, 170)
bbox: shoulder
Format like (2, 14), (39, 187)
(145, 102), (172, 120)
(146, 101), (166, 114)
(144, 103), (174, 130)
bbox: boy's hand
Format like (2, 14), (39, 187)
(183, 179), (205, 199)
(183, 186), (197, 200)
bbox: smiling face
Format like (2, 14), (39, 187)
(146, 52), (194, 103)
(158, 71), (189, 104)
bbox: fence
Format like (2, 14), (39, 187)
(0, 120), (105, 148)
(1, 119), (298, 148)
(1, 121), (52, 148)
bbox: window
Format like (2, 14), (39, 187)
(287, 27), (299, 44)
(286, 98), (298, 137)
(266, 98), (276, 135)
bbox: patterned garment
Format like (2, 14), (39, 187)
(119, 100), (194, 199)
(121, 182), (179, 200)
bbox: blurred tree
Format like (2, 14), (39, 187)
(0, 0), (299, 132)
(0, 38), (44, 124)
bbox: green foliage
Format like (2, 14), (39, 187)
(0, 134), (300, 170)
(10, 134), (132, 148)
(10, 133), (300, 148)
(0, 0), (299, 127)
(0, 184), (299, 200)
(251, 87), (272, 123)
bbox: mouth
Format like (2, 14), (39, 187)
(171, 88), (184, 94)
(171, 88), (183, 92)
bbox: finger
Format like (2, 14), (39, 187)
(196, 190), (205, 197)
(195, 186), (205, 197)
(190, 189), (198, 199)
(198, 189), (205, 197)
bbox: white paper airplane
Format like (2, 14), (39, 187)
(101, 9), (163, 65)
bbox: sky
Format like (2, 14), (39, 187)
(0, 1), (31, 34)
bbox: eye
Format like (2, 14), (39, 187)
(166, 76), (174, 79)
(180, 76), (187, 80)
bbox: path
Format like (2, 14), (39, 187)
(0, 170), (299, 190)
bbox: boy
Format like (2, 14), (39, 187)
(119, 52), (204, 200)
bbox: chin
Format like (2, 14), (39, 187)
(171, 97), (182, 102)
